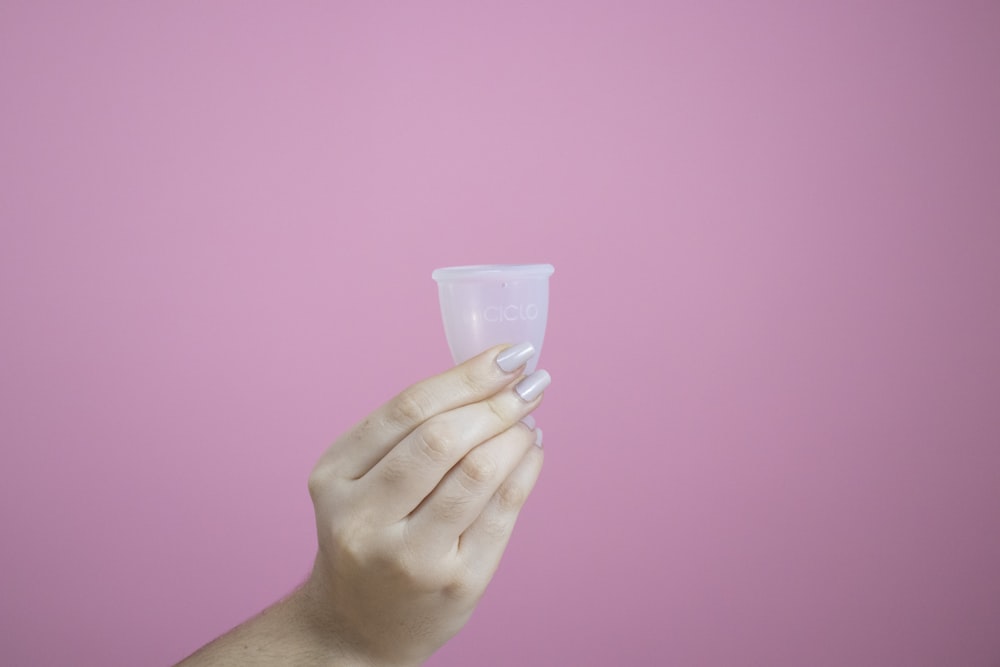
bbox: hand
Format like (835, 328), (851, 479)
(302, 343), (549, 666)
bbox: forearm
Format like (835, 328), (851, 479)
(174, 582), (370, 667)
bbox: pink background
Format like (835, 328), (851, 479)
(2, 2), (999, 665)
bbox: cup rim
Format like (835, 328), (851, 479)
(432, 264), (554, 282)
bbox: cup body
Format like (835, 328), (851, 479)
(432, 264), (554, 373)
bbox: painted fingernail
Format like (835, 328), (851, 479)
(521, 415), (536, 430)
(515, 369), (551, 402)
(496, 342), (535, 373)
(535, 427), (544, 447)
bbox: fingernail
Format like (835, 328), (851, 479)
(534, 427), (544, 448)
(521, 415), (536, 430)
(496, 342), (535, 373)
(515, 369), (551, 402)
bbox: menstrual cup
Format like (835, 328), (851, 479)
(432, 264), (554, 374)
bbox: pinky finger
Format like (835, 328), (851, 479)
(457, 443), (544, 579)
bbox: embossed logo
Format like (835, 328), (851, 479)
(483, 304), (540, 322)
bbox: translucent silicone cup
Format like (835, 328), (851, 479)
(432, 264), (554, 374)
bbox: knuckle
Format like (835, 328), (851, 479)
(307, 469), (324, 501)
(481, 514), (513, 540)
(414, 420), (455, 464)
(307, 465), (334, 501)
(458, 366), (491, 396)
(459, 450), (498, 486)
(485, 398), (509, 425)
(329, 519), (370, 562)
(351, 417), (374, 440)
(497, 480), (528, 512)
(389, 385), (435, 427)
(379, 455), (410, 485)
(379, 546), (412, 576)
(444, 571), (482, 601)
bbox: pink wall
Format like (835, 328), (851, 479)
(2, 2), (999, 665)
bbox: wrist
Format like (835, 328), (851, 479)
(289, 579), (375, 667)
(297, 565), (428, 667)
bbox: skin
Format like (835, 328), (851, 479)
(176, 344), (546, 666)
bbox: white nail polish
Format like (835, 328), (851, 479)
(496, 342), (535, 373)
(515, 370), (551, 402)
(521, 415), (536, 430)
(534, 427), (544, 447)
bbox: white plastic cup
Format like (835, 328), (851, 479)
(432, 264), (554, 374)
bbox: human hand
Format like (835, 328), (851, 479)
(302, 343), (549, 666)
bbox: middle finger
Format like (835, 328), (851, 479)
(403, 422), (538, 557)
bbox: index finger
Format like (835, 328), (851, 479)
(326, 341), (536, 480)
